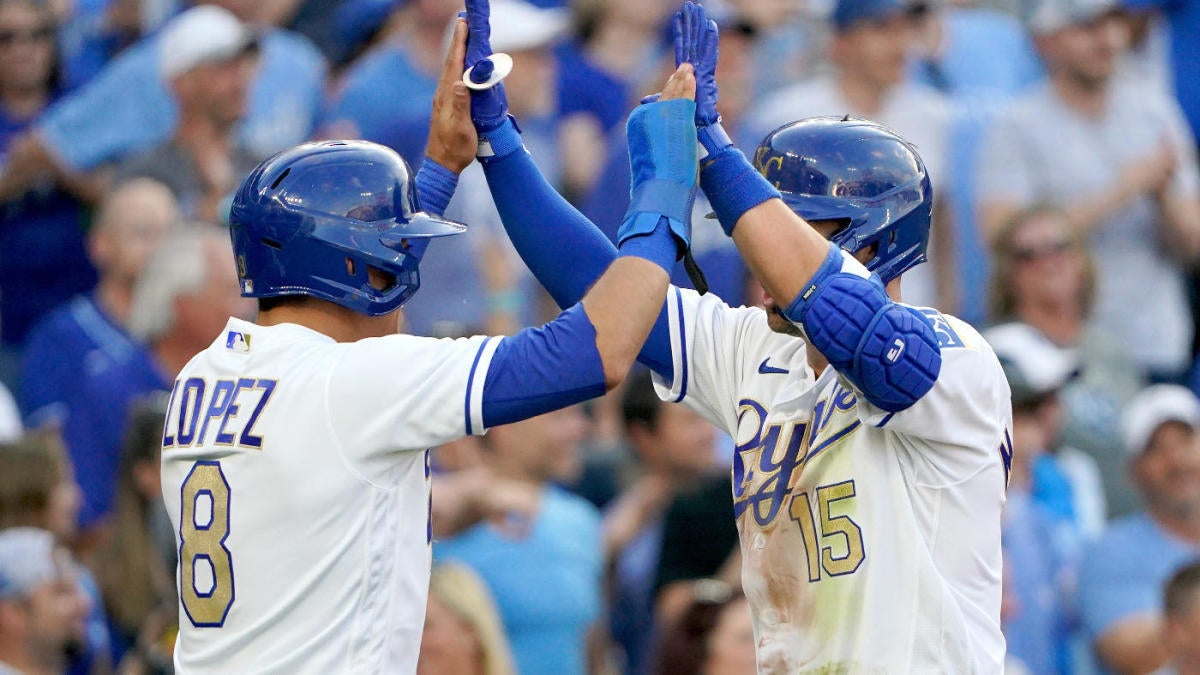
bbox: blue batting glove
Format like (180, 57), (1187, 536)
(674, 2), (732, 159)
(618, 98), (699, 258)
(462, 0), (509, 132)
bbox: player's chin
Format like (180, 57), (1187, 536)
(765, 307), (802, 337)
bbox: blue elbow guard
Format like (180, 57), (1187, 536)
(784, 248), (942, 412)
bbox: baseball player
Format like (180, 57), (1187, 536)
(158, 19), (702, 674)
(464, 0), (1011, 670)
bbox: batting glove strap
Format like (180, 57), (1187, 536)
(476, 115), (525, 163)
(697, 122), (733, 160)
(621, 178), (696, 245)
(699, 147), (780, 236)
(618, 217), (678, 275)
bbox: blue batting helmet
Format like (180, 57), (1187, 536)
(229, 140), (465, 316)
(753, 116), (932, 284)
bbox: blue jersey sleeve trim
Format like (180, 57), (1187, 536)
(672, 288), (689, 403)
(875, 412), (895, 428)
(464, 336), (496, 435)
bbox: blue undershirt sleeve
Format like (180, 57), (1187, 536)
(414, 157), (458, 216)
(481, 145), (674, 379)
(480, 303), (605, 427)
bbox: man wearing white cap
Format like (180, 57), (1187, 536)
(1078, 384), (1200, 673)
(115, 5), (263, 222)
(0, 528), (88, 675)
(987, 321), (1106, 539)
(977, 0), (1200, 382)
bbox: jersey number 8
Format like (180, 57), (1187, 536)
(179, 461), (235, 627)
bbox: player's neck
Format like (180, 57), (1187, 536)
(257, 302), (398, 342)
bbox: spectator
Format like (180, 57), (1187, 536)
(989, 204), (1145, 517)
(652, 471), (740, 626)
(0, 0), (96, 374)
(1078, 385), (1200, 673)
(435, 406), (602, 675)
(60, 222), (252, 539)
(977, 0), (1200, 382)
(1165, 559), (1200, 675)
(0, 0), (325, 206)
(653, 580), (756, 675)
(320, 0), (462, 162)
(907, 0), (1043, 325)
(987, 320), (1107, 539)
(417, 562), (517, 675)
(115, 6), (263, 221)
(0, 528), (87, 675)
(0, 433), (109, 674)
(555, 0), (675, 200)
(746, 0), (958, 312)
(91, 396), (176, 670)
(990, 325), (1080, 674)
(605, 369), (719, 675)
(19, 178), (178, 430)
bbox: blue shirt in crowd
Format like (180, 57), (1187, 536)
(321, 44), (437, 164)
(435, 485), (601, 675)
(19, 294), (140, 428)
(61, 344), (169, 528)
(37, 27), (325, 171)
(609, 516), (664, 675)
(1078, 511), (1200, 669)
(1003, 491), (1074, 675)
(555, 41), (631, 134)
(0, 96), (96, 350)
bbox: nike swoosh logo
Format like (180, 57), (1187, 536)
(758, 357), (789, 375)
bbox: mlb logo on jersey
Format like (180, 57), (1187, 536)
(226, 331), (251, 353)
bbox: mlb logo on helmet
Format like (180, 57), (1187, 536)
(226, 331), (251, 353)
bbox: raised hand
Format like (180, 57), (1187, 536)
(462, 0), (509, 132)
(425, 19), (477, 173)
(618, 63), (698, 260)
(673, 1), (731, 159)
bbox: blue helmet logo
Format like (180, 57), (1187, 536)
(229, 140), (465, 316)
(753, 117), (932, 284)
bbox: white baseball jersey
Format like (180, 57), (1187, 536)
(654, 276), (1011, 673)
(160, 317), (501, 674)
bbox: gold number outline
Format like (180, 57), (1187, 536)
(179, 461), (234, 627)
(788, 479), (867, 581)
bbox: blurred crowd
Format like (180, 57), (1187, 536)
(0, 0), (1198, 672)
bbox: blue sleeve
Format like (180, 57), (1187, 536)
(37, 38), (174, 170)
(1077, 532), (1155, 640)
(480, 303), (606, 428)
(19, 317), (71, 425)
(414, 158), (458, 216)
(480, 144), (674, 379)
